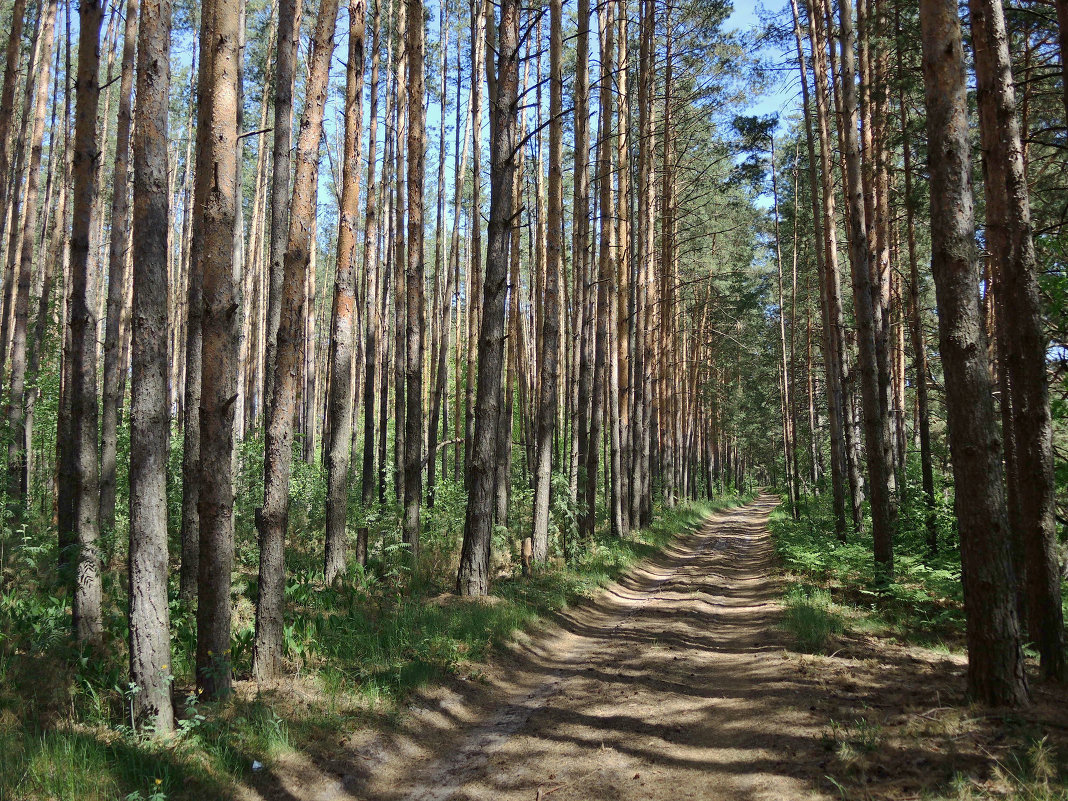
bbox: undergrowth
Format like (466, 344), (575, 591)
(772, 457), (967, 652)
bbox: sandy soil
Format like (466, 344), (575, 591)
(246, 495), (1068, 801)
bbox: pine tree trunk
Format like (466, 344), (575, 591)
(457, 0), (519, 596)
(69, 0), (106, 645)
(194, 0), (242, 700)
(531, 0), (563, 563)
(324, 0), (367, 583)
(837, 0), (896, 574)
(403, 0), (425, 562)
(968, 0), (1065, 681)
(128, 0), (174, 732)
(264, 0), (303, 416)
(358, 0), (382, 565)
(253, 0), (340, 682)
(918, 0), (1027, 706)
(98, 0), (138, 532)
(0, 0), (27, 261)
(178, 42), (201, 606)
(896, 36), (937, 555)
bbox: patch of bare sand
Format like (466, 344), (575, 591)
(244, 495), (1068, 801)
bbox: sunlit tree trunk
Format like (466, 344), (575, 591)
(324, 0), (367, 583)
(358, 0), (383, 566)
(837, 0), (896, 573)
(531, 0), (563, 563)
(194, 0), (242, 700)
(5, 0), (58, 503)
(403, 0), (425, 561)
(98, 0), (138, 531)
(264, 0), (303, 417)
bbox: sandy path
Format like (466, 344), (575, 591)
(250, 493), (1068, 801)
(290, 494), (830, 801)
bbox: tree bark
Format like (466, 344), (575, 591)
(457, 0), (519, 596)
(918, 0), (1028, 706)
(5, 0), (58, 504)
(0, 0), (27, 270)
(98, 0), (139, 533)
(403, 0), (425, 562)
(69, 0), (106, 646)
(837, 0), (896, 573)
(254, 0), (340, 682)
(531, 0), (563, 563)
(969, 0), (1065, 681)
(324, 0), (367, 583)
(128, 0), (174, 732)
(194, 0), (242, 700)
(896, 26), (937, 555)
(358, 0), (383, 566)
(264, 0), (303, 417)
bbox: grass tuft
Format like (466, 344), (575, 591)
(781, 585), (844, 653)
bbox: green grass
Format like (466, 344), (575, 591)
(0, 488), (747, 801)
(781, 584), (844, 653)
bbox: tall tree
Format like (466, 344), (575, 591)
(918, 0), (1028, 706)
(98, 0), (139, 533)
(194, 0), (242, 700)
(128, 0), (174, 733)
(968, 0), (1065, 682)
(264, 0), (304, 414)
(5, 0), (58, 501)
(324, 0), (367, 583)
(457, 0), (520, 596)
(836, 0), (896, 573)
(0, 0), (27, 256)
(358, 0), (383, 566)
(254, 0), (340, 682)
(68, 0), (106, 646)
(403, 0), (425, 561)
(531, 0), (563, 563)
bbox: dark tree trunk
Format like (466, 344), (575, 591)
(969, 0), (1065, 681)
(918, 0), (1028, 706)
(69, 0), (106, 646)
(457, 0), (519, 596)
(128, 0), (174, 732)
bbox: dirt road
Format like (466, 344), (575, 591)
(253, 494), (1053, 801)
(376, 493), (830, 801)
(255, 495), (838, 800)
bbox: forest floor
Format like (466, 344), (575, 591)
(244, 495), (1068, 801)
